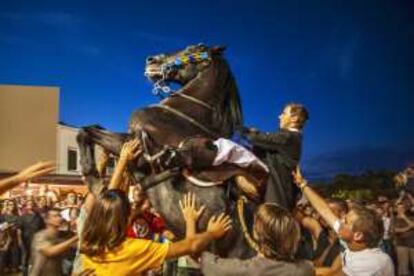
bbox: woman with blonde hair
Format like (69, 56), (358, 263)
(200, 203), (314, 275)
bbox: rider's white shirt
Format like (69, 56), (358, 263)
(212, 138), (268, 172)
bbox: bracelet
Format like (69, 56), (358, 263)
(299, 181), (308, 190)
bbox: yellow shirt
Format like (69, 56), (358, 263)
(81, 238), (169, 276)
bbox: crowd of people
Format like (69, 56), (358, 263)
(0, 103), (413, 276)
(1, 152), (413, 276)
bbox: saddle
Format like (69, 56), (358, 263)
(176, 137), (267, 201)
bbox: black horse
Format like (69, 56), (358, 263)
(77, 44), (255, 258)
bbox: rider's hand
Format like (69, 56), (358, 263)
(14, 161), (55, 183)
(206, 213), (232, 239)
(119, 139), (142, 162)
(179, 192), (205, 223)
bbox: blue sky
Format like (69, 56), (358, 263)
(1, 0), (413, 170)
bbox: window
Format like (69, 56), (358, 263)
(67, 149), (78, 171)
(106, 157), (115, 175)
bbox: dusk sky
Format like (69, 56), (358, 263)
(1, 0), (413, 176)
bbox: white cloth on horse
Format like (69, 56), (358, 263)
(212, 138), (269, 172)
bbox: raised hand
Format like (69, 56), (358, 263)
(207, 212), (232, 239)
(179, 192), (206, 223)
(15, 161), (55, 183)
(292, 166), (306, 186)
(119, 139), (142, 162)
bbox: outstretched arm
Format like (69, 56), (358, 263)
(166, 213), (232, 259)
(0, 161), (55, 195)
(39, 235), (78, 257)
(246, 129), (290, 152)
(293, 167), (339, 229)
(166, 193), (231, 259)
(108, 139), (141, 191)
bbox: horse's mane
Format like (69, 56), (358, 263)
(211, 57), (243, 137)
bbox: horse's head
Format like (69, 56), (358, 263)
(143, 43), (242, 138)
(144, 43), (225, 85)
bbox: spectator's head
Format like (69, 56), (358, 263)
(66, 192), (77, 205)
(375, 206), (384, 217)
(377, 196), (391, 215)
(339, 205), (383, 249)
(395, 202), (407, 216)
(25, 199), (35, 213)
(4, 200), (15, 214)
(81, 189), (130, 257)
(253, 203), (301, 261)
(37, 196), (47, 208)
(328, 199), (348, 220)
(45, 208), (63, 229)
(279, 103), (309, 130)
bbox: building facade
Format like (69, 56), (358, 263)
(0, 84), (59, 172)
(0, 84), (116, 198)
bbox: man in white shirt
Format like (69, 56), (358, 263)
(293, 167), (394, 276)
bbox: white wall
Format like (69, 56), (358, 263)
(56, 124), (81, 175)
(56, 124), (110, 175)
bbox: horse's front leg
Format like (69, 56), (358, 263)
(77, 128), (98, 177)
(77, 126), (130, 195)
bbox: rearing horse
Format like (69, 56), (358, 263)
(77, 44), (255, 258)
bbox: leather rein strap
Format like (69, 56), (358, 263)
(150, 104), (218, 138)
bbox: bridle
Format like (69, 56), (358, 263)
(148, 50), (218, 137)
(150, 51), (210, 99)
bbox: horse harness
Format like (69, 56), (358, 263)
(150, 51), (219, 138)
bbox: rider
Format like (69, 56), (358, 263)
(245, 103), (309, 209)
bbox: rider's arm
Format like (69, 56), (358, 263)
(247, 130), (290, 152)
